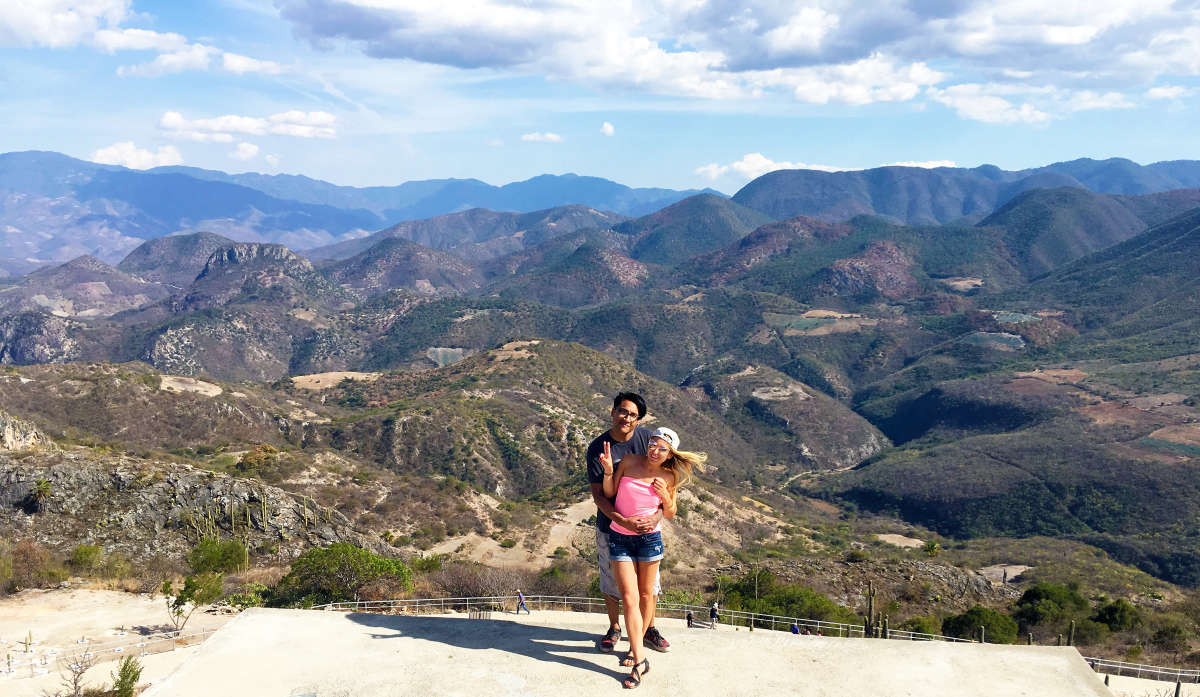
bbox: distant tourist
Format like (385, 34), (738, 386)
(686, 611), (695, 628)
(790, 622), (800, 634)
(516, 589), (529, 615)
(587, 393), (671, 656)
(601, 425), (706, 688)
(710, 602), (719, 629)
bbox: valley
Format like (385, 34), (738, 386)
(4, 152), (1200, 669)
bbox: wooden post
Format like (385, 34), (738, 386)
(1068, 620), (1076, 646)
(979, 625), (986, 644)
(1027, 632), (1033, 645)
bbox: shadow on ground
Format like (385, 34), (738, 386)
(344, 612), (626, 684)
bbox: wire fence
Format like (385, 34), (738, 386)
(2, 628), (218, 681)
(315, 594), (1199, 685)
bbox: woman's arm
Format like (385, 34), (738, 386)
(653, 473), (678, 518)
(601, 445), (623, 498)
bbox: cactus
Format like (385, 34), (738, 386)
(22, 631), (32, 653)
(1027, 632), (1033, 645)
(864, 581), (877, 637)
(979, 625), (986, 644)
(882, 615), (889, 640)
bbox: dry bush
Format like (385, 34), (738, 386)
(432, 562), (529, 598)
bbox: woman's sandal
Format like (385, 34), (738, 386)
(622, 658), (650, 689)
(621, 651), (636, 667)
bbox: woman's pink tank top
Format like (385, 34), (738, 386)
(610, 477), (662, 535)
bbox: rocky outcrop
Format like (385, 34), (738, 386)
(0, 311), (83, 364)
(0, 449), (389, 563)
(816, 241), (921, 301)
(0, 409), (48, 450)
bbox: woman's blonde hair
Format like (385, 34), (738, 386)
(661, 445), (706, 488)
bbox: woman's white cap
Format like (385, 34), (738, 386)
(650, 426), (679, 450)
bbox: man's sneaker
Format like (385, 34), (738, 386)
(599, 626), (621, 652)
(643, 626), (670, 652)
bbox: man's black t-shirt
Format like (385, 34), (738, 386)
(586, 426), (651, 534)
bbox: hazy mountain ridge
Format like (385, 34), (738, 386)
(732, 158), (1200, 225)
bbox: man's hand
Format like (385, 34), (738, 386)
(625, 508), (663, 533)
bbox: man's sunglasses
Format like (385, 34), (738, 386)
(614, 408), (640, 420)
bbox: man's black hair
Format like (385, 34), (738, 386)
(612, 392), (647, 419)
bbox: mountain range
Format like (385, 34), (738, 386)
(4, 152), (1200, 590)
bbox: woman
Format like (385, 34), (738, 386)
(599, 426), (706, 688)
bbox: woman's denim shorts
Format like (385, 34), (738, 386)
(607, 530), (664, 563)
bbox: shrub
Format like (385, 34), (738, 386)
(111, 655), (143, 697)
(271, 543), (411, 607)
(1094, 598), (1141, 631)
(1012, 583), (1089, 628)
(942, 605), (1018, 644)
(1072, 618), (1111, 646)
(898, 615), (941, 636)
(1151, 619), (1192, 654)
(225, 582), (268, 610)
(188, 537), (249, 574)
(844, 549), (868, 563)
(69, 545), (104, 574)
(163, 573), (223, 633)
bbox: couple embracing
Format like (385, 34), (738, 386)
(586, 392), (706, 689)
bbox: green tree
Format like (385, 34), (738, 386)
(111, 655), (143, 697)
(1012, 583), (1089, 629)
(922, 540), (942, 558)
(1093, 598), (1141, 631)
(271, 543), (411, 607)
(162, 573), (223, 633)
(188, 537), (249, 574)
(942, 605), (1018, 644)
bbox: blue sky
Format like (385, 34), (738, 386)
(1, 0), (1198, 193)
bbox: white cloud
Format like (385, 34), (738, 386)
(600, 121), (614, 136)
(222, 52), (283, 75)
(927, 84), (1051, 124)
(92, 28), (186, 53)
(521, 132), (563, 143)
(696, 153), (842, 181)
(159, 110), (337, 140)
(1063, 90), (1134, 112)
(90, 141), (183, 169)
(486, 138), (504, 147)
(118, 44), (217, 77)
(1146, 85), (1194, 99)
(229, 142), (259, 161)
(883, 160), (957, 169)
(0, 0), (129, 48)
(697, 154), (961, 182)
(264, 153), (280, 168)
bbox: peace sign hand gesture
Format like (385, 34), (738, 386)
(600, 441), (614, 476)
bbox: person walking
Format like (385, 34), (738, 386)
(710, 602), (719, 629)
(587, 393), (671, 655)
(601, 425), (706, 688)
(516, 589), (530, 615)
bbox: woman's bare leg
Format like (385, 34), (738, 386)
(612, 559), (643, 667)
(635, 561), (659, 649)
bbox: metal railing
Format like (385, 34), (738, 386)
(2, 628), (218, 681)
(1083, 657), (1200, 684)
(315, 594), (1200, 684)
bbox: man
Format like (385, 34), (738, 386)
(587, 392), (670, 654)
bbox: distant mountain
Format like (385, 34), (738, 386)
(306, 204), (627, 263)
(0, 151), (706, 265)
(0, 151), (383, 263)
(116, 231), (236, 290)
(732, 158), (1200, 225)
(614, 194), (775, 263)
(0, 255), (168, 318)
(323, 237), (482, 299)
(152, 166), (718, 219)
(489, 242), (655, 308)
(178, 242), (347, 313)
